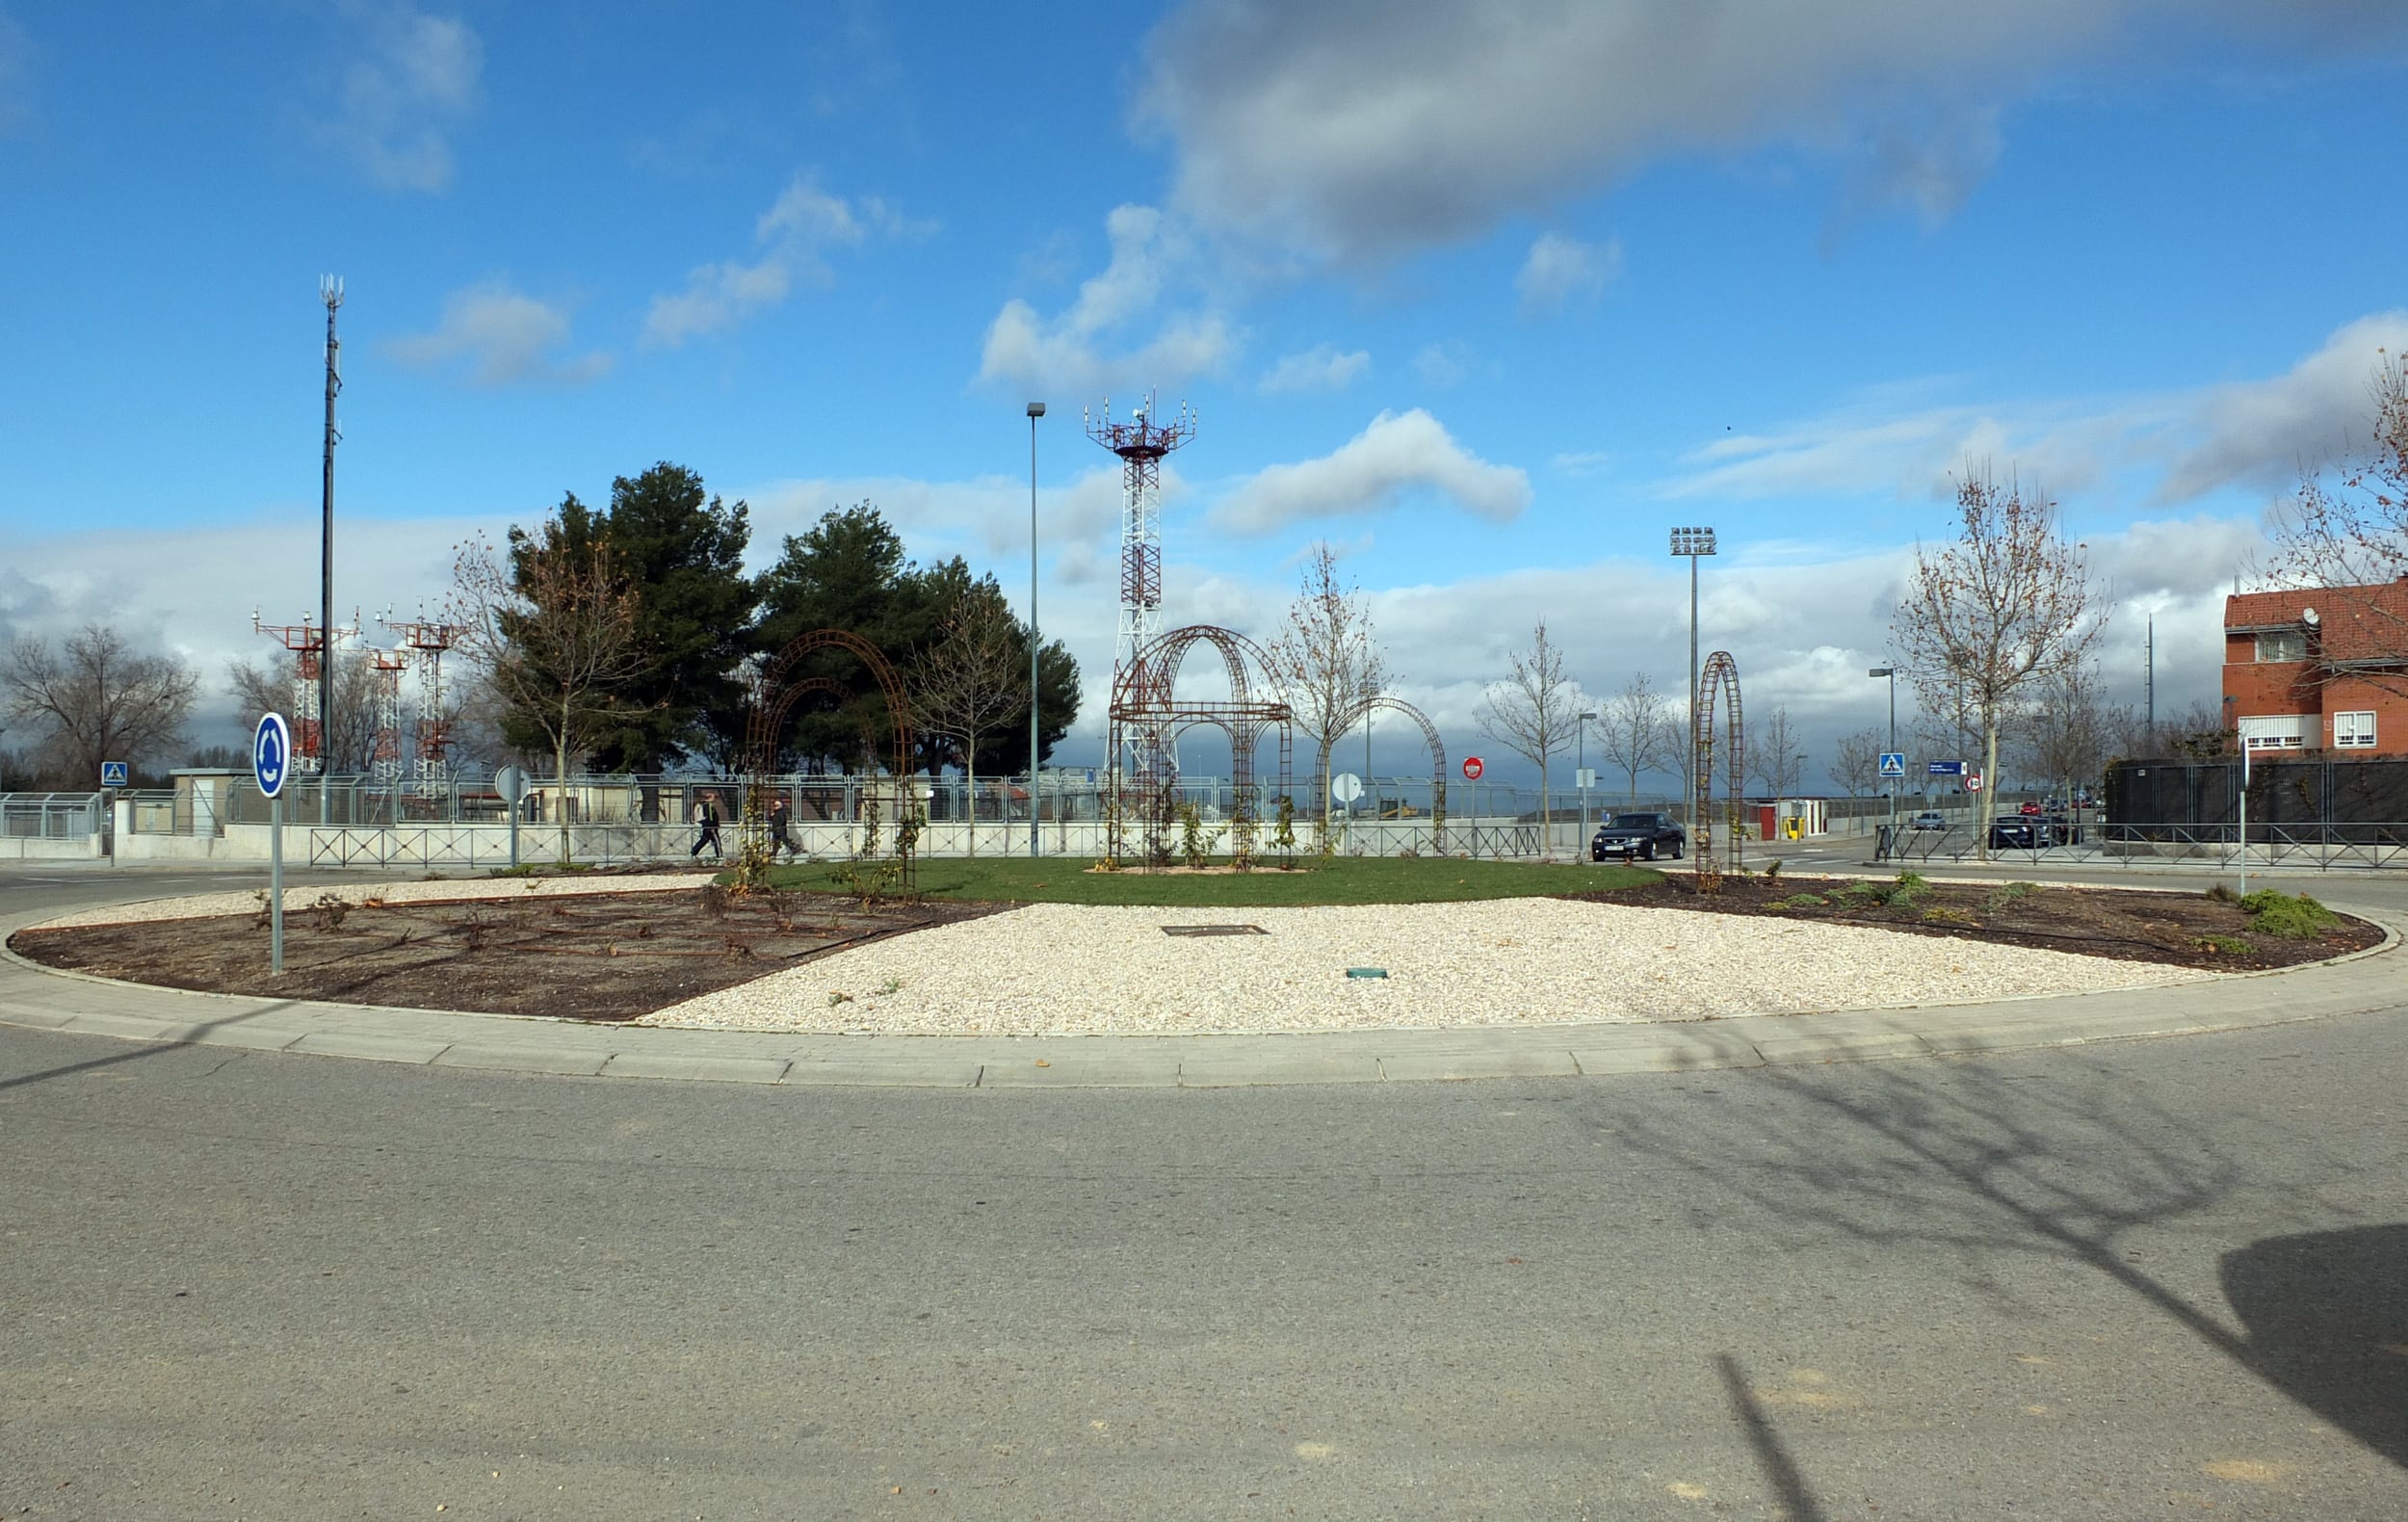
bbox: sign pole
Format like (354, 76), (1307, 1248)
(270, 793), (284, 976)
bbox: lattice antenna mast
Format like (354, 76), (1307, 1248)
(386, 610), (466, 781)
(253, 608), (327, 771)
(363, 627), (408, 784)
(1086, 393), (1195, 685)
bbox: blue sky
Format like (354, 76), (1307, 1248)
(5, 2), (2407, 782)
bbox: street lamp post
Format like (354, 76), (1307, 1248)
(1669, 527), (1716, 832)
(1577, 708), (1598, 850)
(1868, 666), (1898, 837)
(1027, 402), (1045, 858)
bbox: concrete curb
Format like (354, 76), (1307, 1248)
(0, 891), (2397, 1089)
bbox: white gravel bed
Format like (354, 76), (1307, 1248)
(641, 900), (2215, 1037)
(26, 871), (720, 931)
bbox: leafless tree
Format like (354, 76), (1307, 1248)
(1263, 541), (1386, 834)
(1828, 726), (1885, 801)
(3, 624), (197, 786)
(2107, 696), (2231, 764)
(1477, 619), (1581, 857)
(2012, 664), (2112, 801)
(2264, 351), (2408, 695)
(1891, 467), (2108, 858)
(912, 580), (1028, 856)
(1594, 670), (1676, 805)
(449, 523), (646, 861)
(1747, 704), (1809, 800)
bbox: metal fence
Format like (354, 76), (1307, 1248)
(0, 792), (105, 838)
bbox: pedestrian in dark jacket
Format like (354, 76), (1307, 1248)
(767, 797), (800, 859)
(691, 792), (722, 859)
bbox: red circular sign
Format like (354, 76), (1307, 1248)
(1461, 756), (1483, 780)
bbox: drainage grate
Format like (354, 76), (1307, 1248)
(1161, 924), (1269, 936)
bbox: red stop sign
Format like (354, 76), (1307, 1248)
(1461, 756), (1483, 780)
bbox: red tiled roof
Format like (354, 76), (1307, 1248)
(2226, 582), (2408, 664)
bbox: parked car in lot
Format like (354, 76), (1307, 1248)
(1907, 810), (1948, 831)
(1591, 811), (1686, 861)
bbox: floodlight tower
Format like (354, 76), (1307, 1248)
(1086, 393), (1194, 782)
(386, 612), (465, 782)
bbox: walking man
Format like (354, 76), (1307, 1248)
(767, 795), (801, 859)
(691, 790), (722, 859)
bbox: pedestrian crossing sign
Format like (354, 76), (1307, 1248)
(1877, 752), (1906, 777)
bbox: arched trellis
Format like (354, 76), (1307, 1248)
(1108, 624), (1294, 867)
(745, 629), (918, 880)
(1692, 649), (1745, 886)
(1314, 695), (1448, 855)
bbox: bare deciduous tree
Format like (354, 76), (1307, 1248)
(225, 652), (380, 773)
(450, 523), (646, 861)
(2012, 664), (2112, 802)
(1891, 468), (2108, 858)
(1594, 671), (1676, 805)
(3, 624), (197, 786)
(1828, 726), (1885, 801)
(912, 580), (1029, 856)
(1477, 619), (1582, 857)
(1747, 704), (1809, 800)
(1263, 542), (1386, 835)
(2265, 351), (2408, 695)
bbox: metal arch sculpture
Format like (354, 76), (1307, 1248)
(1692, 650), (1745, 887)
(1108, 623), (1294, 867)
(745, 628), (918, 881)
(1313, 695), (1448, 855)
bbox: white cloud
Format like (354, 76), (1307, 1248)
(643, 175), (925, 348)
(1259, 344), (1371, 394)
(1137, 0), (2408, 261)
(1212, 409), (1531, 534)
(975, 204), (1237, 397)
(1664, 310), (2408, 507)
(324, 5), (482, 193)
(1551, 451), (1612, 477)
(1412, 341), (1479, 388)
(1516, 233), (1620, 316)
(389, 281), (611, 386)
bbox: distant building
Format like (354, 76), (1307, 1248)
(2222, 582), (2408, 757)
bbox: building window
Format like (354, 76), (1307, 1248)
(2238, 715), (2307, 750)
(2335, 711), (2377, 748)
(2255, 630), (2307, 663)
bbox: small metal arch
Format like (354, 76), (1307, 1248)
(1314, 695), (1448, 854)
(746, 629), (918, 880)
(1692, 649), (1746, 885)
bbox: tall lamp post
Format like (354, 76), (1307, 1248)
(1868, 666), (1898, 835)
(1669, 527), (1716, 830)
(1577, 708), (1598, 849)
(1026, 402), (1045, 858)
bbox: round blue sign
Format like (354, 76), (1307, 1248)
(253, 712), (292, 799)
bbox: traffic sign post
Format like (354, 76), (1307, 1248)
(1965, 773), (1983, 792)
(100, 761), (128, 789)
(254, 714), (291, 976)
(1460, 758), (1483, 858)
(1877, 753), (1906, 777)
(495, 766), (529, 868)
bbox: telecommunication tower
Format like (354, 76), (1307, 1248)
(385, 612), (465, 782)
(1086, 394), (1194, 686)
(363, 643), (408, 783)
(252, 608), (357, 773)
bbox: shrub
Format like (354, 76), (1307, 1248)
(1886, 871), (1930, 908)
(1764, 857), (1785, 881)
(1922, 905), (1976, 926)
(2241, 890), (2340, 940)
(2204, 882), (2240, 905)
(2193, 933), (2251, 956)
(1984, 880), (2039, 913)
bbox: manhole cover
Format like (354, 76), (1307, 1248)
(1161, 924), (1269, 936)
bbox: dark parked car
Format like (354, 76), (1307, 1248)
(1987, 817), (2058, 850)
(1592, 811), (1686, 861)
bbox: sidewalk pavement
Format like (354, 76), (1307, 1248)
(1, 898), (2398, 1089)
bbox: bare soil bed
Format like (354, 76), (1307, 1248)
(9, 887), (1010, 1022)
(1572, 874), (2381, 972)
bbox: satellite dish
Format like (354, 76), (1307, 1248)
(2302, 606), (2320, 625)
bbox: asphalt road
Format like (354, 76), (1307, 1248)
(4, 863), (2406, 1519)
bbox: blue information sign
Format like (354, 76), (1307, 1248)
(1927, 760), (1965, 776)
(1878, 752), (1906, 777)
(100, 761), (128, 788)
(253, 713), (292, 799)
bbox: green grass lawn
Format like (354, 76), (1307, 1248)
(757, 854), (1662, 906)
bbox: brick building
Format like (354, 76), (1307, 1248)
(2222, 581), (2408, 756)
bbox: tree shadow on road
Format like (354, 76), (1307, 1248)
(2222, 1224), (2408, 1469)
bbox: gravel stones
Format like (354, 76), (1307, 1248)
(640, 899), (2212, 1037)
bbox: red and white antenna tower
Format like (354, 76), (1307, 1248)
(385, 611), (465, 781)
(252, 608), (357, 773)
(363, 643), (408, 783)
(1086, 392), (1194, 707)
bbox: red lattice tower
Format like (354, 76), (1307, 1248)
(252, 610), (337, 770)
(363, 645), (408, 780)
(386, 613), (465, 780)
